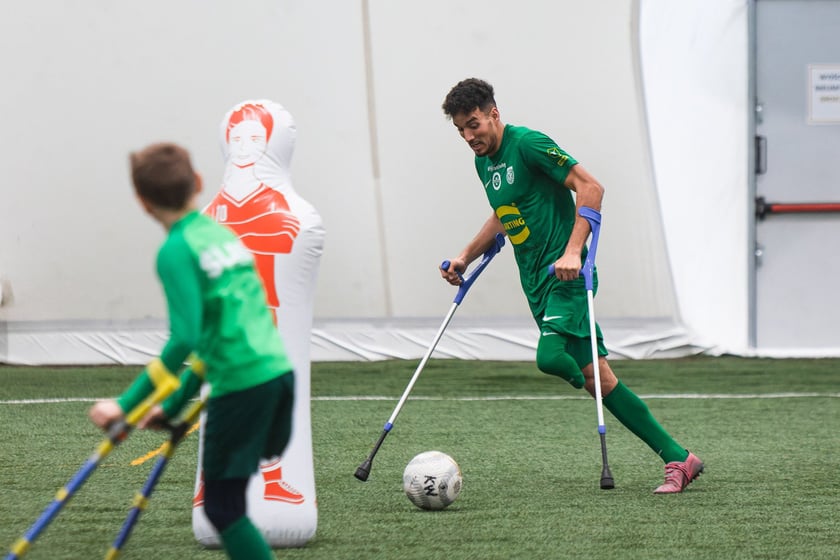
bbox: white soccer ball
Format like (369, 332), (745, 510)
(403, 450), (462, 511)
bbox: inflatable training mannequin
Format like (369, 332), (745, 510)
(196, 100), (324, 547)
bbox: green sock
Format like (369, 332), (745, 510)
(219, 517), (274, 560)
(602, 381), (688, 464)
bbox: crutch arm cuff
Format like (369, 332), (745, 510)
(116, 373), (155, 414)
(124, 379), (180, 426)
(117, 359), (180, 425)
(160, 366), (203, 419)
(146, 359), (180, 391)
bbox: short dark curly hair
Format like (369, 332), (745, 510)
(442, 78), (496, 119)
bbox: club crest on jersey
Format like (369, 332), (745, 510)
(495, 204), (530, 245)
(546, 146), (569, 167)
(506, 166), (515, 185)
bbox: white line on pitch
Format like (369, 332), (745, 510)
(0, 398), (103, 404)
(2, 392), (839, 406)
(313, 392), (840, 401)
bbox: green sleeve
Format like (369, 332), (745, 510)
(116, 234), (205, 416)
(156, 237), (204, 373)
(116, 369), (155, 413)
(520, 130), (578, 186)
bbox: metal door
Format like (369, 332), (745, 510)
(752, 0), (840, 350)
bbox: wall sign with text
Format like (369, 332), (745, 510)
(808, 64), (840, 124)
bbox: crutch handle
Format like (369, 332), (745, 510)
(442, 233), (505, 305)
(546, 207), (601, 290)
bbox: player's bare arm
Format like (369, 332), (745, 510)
(441, 213), (506, 286)
(551, 164), (605, 281)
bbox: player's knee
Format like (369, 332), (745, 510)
(536, 343), (585, 388)
(203, 478), (248, 532)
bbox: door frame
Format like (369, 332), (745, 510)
(747, 0), (759, 349)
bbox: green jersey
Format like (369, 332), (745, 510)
(474, 124), (588, 317)
(157, 211), (292, 396)
(118, 211), (292, 416)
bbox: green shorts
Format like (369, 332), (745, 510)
(202, 372), (295, 480)
(539, 280), (608, 369)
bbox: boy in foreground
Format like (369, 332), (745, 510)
(440, 78), (704, 493)
(89, 142), (294, 558)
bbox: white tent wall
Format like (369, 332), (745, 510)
(639, 0), (751, 356)
(0, 1), (745, 365)
(367, 1), (677, 318)
(0, 1), (385, 363)
(0, 1), (382, 323)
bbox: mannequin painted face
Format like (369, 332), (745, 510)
(229, 119), (268, 168)
(225, 103), (274, 169)
(219, 100), (298, 198)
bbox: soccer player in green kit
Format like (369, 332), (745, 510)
(440, 78), (703, 494)
(89, 142), (293, 558)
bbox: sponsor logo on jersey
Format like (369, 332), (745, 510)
(200, 241), (254, 278)
(495, 204), (529, 244)
(492, 171), (502, 190)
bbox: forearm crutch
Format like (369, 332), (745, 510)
(6, 378), (179, 560)
(105, 397), (206, 559)
(354, 232), (506, 482)
(548, 206), (614, 490)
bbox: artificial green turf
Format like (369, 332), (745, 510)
(1, 357), (839, 559)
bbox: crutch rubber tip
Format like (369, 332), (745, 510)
(600, 469), (615, 490)
(354, 461), (372, 482)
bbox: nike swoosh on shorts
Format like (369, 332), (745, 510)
(542, 315), (564, 321)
